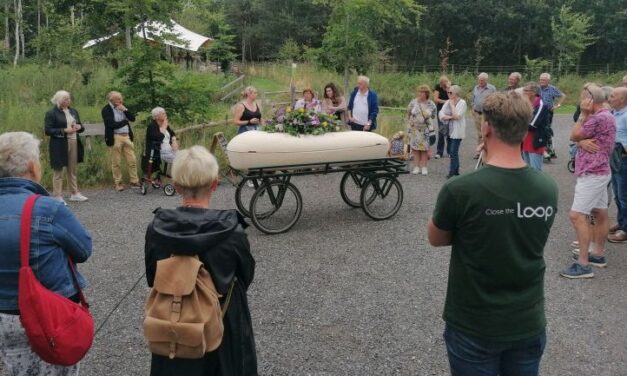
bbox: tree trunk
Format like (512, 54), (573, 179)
(36, 0), (41, 57)
(125, 25), (132, 49)
(4, 0), (9, 50)
(12, 0), (20, 66)
(70, 6), (75, 27)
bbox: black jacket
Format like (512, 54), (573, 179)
(101, 104), (136, 147)
(529, 101), (551, 149)
(145, 207), (257, 376)
(145, 120), (176, 156)
(44, 107), (85, 170)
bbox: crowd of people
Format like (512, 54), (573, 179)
(0, 72), (627, 376)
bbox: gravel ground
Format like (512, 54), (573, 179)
(3, 114), (626, 376)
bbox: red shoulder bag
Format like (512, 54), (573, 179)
(18, 195), (94, 366)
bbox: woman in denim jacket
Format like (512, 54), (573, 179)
(0, 132), (92, 376)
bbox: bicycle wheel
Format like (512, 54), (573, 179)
(567, 159), (575, 173)
(250, 181), (302, 235)
(361, 176), (403, 220)
(340, 171), (369, 208)
(235, 178), (260, 217)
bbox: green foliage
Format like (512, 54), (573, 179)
(206, 23), (237, 73)
(524, 55), (551, 79)
(551, 5), (597, 74)
(32, 21), (92, 68)
(277, 38), (302, 63)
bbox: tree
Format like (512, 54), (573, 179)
(551, 5), (597, 74)
(207, 22), (237, 73)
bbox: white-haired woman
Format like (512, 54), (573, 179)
(439, 85), (467, 178)
(0, 132), (92, 375)
(44, 90), (87, 204)
(144, 146), (257, 375)
(233, 86), (262, 134)
(144, 107), (178, 183)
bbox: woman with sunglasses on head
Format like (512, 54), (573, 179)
(439, 85), (467, 178)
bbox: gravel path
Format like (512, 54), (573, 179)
(3, 114), (626, 375)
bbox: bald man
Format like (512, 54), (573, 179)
(608, 87), (627, 243)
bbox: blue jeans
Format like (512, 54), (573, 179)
(611, 156), (627, 231)
(522, 152), (543, 171)
(449, 138), (462, 175)
(237, 125), (259, 134)
(437, 134), (451, 156)
(444, 324), (546, 376)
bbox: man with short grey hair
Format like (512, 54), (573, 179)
(539, 73), (565, 159)
(102, 91), (139, 192)
(347, 75), (379, 132)
(471, 72), (496, 158)
(607, 87), (627, 243)
(561, 84), (616, 279)
(503, 72), (522, 92)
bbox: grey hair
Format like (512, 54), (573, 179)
(449, 85), (462, 96)
(107, 91), (122, 101)
(171, 146), (219, 199)
(151, 107), (166, 120)
(524, 82), (541, 96)
(510, 72), (522, 80)
(357, 75), (370, 85)
(601, 86), (614, 101)
(540, 72), (551, 80)
(50, 90), (71, 108)
(0, 132), (40, 178)
(585, 84), (606, 104)
(478, 72), (489, 80)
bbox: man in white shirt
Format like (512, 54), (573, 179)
(347, 76), (379, 132)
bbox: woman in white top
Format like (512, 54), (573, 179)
(438, 85), (467, 178)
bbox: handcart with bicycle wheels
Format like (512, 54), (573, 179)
(232, 158), (408, 235)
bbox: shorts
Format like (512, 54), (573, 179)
(571, 174), (611, 215)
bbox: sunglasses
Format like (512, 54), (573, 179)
(447, 91), (454, 94)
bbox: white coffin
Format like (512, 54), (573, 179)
(226, 131), (390, 170)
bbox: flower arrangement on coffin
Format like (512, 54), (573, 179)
(264, 106), (344, 136)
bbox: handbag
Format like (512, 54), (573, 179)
(18, 195), (94, 366)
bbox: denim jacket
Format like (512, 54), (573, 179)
(0, 177), (92, 311)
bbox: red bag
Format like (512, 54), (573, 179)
(18, 195), (94, 366)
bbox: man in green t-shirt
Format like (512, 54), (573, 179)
(428, 92), (558, 376)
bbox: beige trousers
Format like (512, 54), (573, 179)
(111, 134), (139, 185)
(472, 110), (483, 146)
(53, 138), (78, 196)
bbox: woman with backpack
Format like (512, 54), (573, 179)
(144, 145), (257, 376)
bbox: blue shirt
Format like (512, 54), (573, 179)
(540, 85), (563, 108)
(614, 106), (627, 146)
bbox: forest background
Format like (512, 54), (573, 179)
(0, 0), (625, 187)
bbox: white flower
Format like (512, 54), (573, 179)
(276, 123), (284, 132)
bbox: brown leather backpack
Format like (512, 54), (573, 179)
(143, 255), (233, 359)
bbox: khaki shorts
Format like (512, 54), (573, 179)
(571, 174), (611, 215)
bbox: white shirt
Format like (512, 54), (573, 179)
(352, 90), (369, 125)
(63, 109), (77, 140)
(439, 99), (467, 139)
(160, 131), (175, 163)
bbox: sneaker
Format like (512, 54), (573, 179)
(560, 262), (594, 279)
(421, 167), (428, 176)
(246, 180), (255, 188)
(54, 196), (67, 206)
(572, 254), (607, 267)
(412, 167), (420, 175)
(608, 230), (627, 243)
(115, 184), (124, 192)
(609, 223), (620, 234)
(473, 154), (480, 159)
(570, 240), (579, 248)
(434, 154), (441, 159)
(129, 182), (141, 189)
(543, 151), (551, 159)
(69, 193), (88, 202)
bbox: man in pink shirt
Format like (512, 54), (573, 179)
(561, 84), (616, 279)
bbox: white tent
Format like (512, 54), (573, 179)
(82, 19), (212, 51)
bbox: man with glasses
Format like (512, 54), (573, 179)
(471, 73), (496, 158)
(561, 84), (616, 279)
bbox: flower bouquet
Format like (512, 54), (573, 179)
(264, 106), (344, 136)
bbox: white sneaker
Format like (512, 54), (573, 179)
(570, 240), (579, 248)
(434, 154), (441, 159)
(412, 167), (420, 175)
(54, 196), (67, 206)
(69, 193), (88, 202)
(421, 167), (428, 175)
(246, 180), (255, 188)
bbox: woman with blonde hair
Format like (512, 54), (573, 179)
(407, 85), (437, 175)
(144, 146), (257, 375)
(44, 90), (87, 204)
(233, 86), (262, 134)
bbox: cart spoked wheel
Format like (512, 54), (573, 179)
(360, 176), (403, 220)
(235, 178), (261, 217)
(140, 181), (148, 195)
(250, 180), (303, 235)
(340, 171), (369, 207)
(164, 184), (176, 196)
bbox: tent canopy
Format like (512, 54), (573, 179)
(83, 19), (213, 51)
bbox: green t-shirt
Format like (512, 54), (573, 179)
(432, 164), (558, 341)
